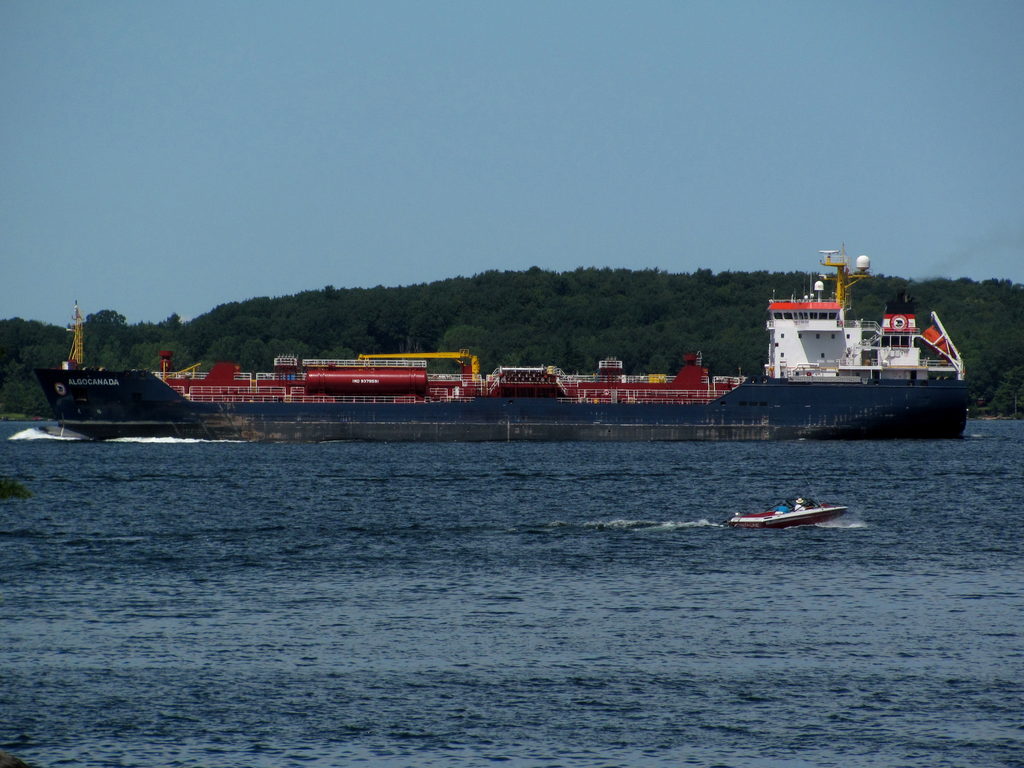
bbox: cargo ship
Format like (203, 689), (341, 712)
(35, 250), (967, 441)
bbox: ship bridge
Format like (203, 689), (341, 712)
(765, 298), (856, 378)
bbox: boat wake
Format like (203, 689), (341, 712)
(6, 428), (239, 444)
(816, 518), (867, 529)
(7, 427), (82, 441)
(584, 518), (723, 531)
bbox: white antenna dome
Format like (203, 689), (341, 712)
(856, 254), (871, 272)
(814, 280), (825, 292)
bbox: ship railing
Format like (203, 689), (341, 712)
(574, 373), (672, 384)
(561, 373), (685, 385)
(181, 383), (290, 396)
(186, 394), (286, 402)
(427, 386), (482, 400)
(302, 358), (427, 368)
(786, 364), (913, 381)
(188, 385), (264, 396)
(875, 359), (959, 373)
(256, 371), (305, 381)
(184, 392), (420, 404)
(155, 370), (211, 381)
(787, 365), (843, 377)
(563, 373), (639, 383)
(203, 378), (292, 391)
(427, 373), (482, 384)
(560, 388), (725, 405)
(770, 317), (873, 332)
(850, 321), (882, 338)
(290, 395), (419, 403)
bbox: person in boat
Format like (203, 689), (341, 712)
(772, 498), (814, 513)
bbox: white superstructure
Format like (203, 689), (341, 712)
(765, 248), (963, 381)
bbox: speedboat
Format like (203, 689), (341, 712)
(726, 498), (847, 529)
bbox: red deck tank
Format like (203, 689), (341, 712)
(305, 369), (428, 396)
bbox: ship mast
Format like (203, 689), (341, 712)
(67, 302), (84, 369)
(819, 244), (870, 309)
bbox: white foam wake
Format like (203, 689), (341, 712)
(817, 518), (868, 529)
(7, 427), (81, 441)
(585, 518), (723, 530)
(7, 428), (237, 444)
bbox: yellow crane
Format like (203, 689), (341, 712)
(358, 349), (481, 377)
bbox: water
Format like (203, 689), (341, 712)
(2, 421), (1022, 767)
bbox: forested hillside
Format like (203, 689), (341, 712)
(3, 267), (1023, 417)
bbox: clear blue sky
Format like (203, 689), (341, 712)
(3, 0), (1022, 326)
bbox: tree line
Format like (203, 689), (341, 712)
(2, 266), (1023, 417)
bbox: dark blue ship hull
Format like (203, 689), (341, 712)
(35, 369), (968, 441)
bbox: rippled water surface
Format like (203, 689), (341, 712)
(2, 421), (1023, 767)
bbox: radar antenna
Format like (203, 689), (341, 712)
(819, 244), (870, 309)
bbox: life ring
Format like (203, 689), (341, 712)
(54, 383), (67, 396)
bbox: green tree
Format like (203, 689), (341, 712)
(990, 366), (1024, 418)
